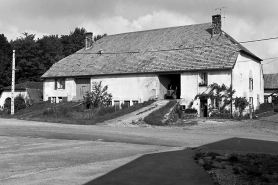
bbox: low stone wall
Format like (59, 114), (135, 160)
(181, 113), (198, 119)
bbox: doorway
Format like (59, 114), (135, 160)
(76, 78), (90, 100)
(200, 99), (208, 117)
(158, 74), (181, 99)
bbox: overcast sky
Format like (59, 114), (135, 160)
(1, 0), (277, 73)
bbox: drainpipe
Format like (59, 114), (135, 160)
(230, 69), (233, 118)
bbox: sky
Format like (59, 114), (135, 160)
(0, 0), (277, 73)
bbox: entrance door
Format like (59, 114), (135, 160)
(200, 99), (208, 117)
(76, 78), (90, 100)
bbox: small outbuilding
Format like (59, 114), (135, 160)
(0, 82), (43, 109)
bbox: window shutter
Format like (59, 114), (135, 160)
(48, 97), (51, 102)
(62, 79), (65, 89)
(54, 79), (57, 90)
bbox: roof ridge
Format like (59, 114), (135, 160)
(104, 22), (212, 38)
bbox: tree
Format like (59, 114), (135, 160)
(0, 34), (12, 90)
(83, 81), (112, 109)
(94, 33), (107, 42)
(60, 27), (86, 57)
(11, 32), (43, 83)
(234, 97), (249, 117)
(195, 83), (235, 113)
(37, 35), (64, 69)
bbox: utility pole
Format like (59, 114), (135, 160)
(11, 50), (15, 115)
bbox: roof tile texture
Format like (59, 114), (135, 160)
(42, 23), (258, 78)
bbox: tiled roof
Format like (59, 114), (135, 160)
(264, 74), (278, 89)
(3, 82), (43, 91)
(42, 23), (261, 78)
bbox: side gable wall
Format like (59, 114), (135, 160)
(233, 52), (264, 109)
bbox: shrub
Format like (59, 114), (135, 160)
(234, 97), (249, 117)
(175, 105), (183, 118)
(184, 108), (197, 114)
(57, 105), (71, 117)
(97, 106), (116, 116)
(229, 154), (239, 163)
(43, 108), (55, 116)
(255, 103), (273, 114)
(202, 161), (214, 171)
(83, 81), (112, 109)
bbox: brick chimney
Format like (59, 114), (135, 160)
(85, 32), (93, 49)
(212, 15), (221, 35)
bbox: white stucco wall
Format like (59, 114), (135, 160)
(43, 78), (76, 102)
(180, 70), (231, 113)
(233, 52), (264, 109)
(0, 91), (27, 108)
(43, 74), (159, 105)
(91, 74), (159, 105)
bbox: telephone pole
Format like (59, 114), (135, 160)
(11, 50), (15, 115)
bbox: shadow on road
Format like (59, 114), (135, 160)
(83, 148), (214, 185)
(83, 137), (278, 185)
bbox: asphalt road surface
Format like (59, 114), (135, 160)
(0, 116), (278, 184)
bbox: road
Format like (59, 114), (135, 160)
(0, 115), (278, 184)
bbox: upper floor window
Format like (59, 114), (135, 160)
(249, 78), (253, 91)
(55, 78), (65, 90)
(199, 72), (208, 86)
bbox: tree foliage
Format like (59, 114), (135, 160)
(234, 97), (249, 116)
(83, 81), (112, 109)
(0, 28), (107, 90)
(195, 83), (236, 113)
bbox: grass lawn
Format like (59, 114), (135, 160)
(0, 100), (156, 125)
(195, 138), (278, 184)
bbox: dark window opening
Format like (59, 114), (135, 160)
(55, 78), (65, 90)
(199, 73), (208, 86)
(249, 78), (253, 90)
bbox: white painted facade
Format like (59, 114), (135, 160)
(43, 52), (264, 116)
(43, 74), (159, 105)
(232, 52), (264, 109)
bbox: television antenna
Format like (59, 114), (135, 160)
(215, 7), (227, 17)
(215, 7), (227, 27)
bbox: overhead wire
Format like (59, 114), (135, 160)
(72, 35), (278, 65)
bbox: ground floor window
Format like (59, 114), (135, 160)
(114, 100), (120, 111)
(132, 100), (139, 105)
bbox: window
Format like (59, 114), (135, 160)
(55, 78), (65, 90)
(124, 101), (130, 107)
(132, 100), (139, 105)
(249, 78), (253, 90)
(114, 100), (120, 111)
(199, 73), (208, 86)
(249, 97), (253, 107)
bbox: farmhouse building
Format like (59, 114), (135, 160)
(42, 15), (264, 117)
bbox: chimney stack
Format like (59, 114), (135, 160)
(85, 32), (93, 49)
(212, 15), (221, 35)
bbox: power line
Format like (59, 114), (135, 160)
(239, 36), (278, 44)
(237, 56), (278, 63)
(263, 58), (278, 65)
(72, 35), (278, 55)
